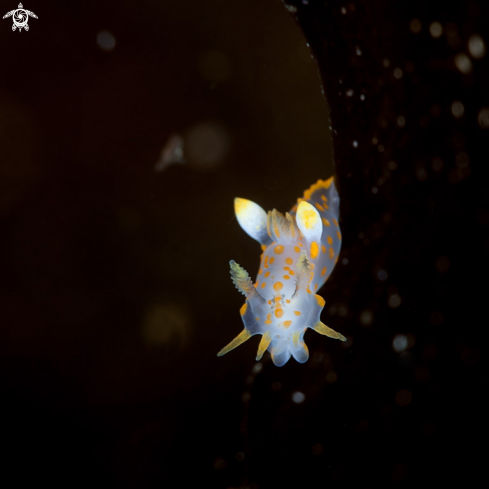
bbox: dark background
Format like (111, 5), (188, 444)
(0, 0), (487, 487)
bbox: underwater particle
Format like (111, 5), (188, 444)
(271, 381), (282, 391)
(97, 30), (116, 51)
(213, 457), (226, 470)
(285, 4), (297, 13)
(346, 89), (354, 97)
(360, 94), (365, 101)
(292, 391), (305, 404)
(435, 256), (450, 273)
(477, 108), (489, 129)
(388, 160), (397, 170)
(185, 120), (230, 169)
(341, 7), (347, 14)
(451, 100), (465, 118)
(252, 362), (263, 373)
(455, 152), (469, 168)
(397, 116), (406, 127)
(355, 47), (362, 56)
(359, 310), (373, 327)
(372, 137), (378, 145)
(242, 391), (251, 402)
(454, 53), (473, 74)
(383, 58), (390, 68)
(430, 310), (444, 326)
(155, 133), (185, 172)
(392, 334), (408, 352)
(468, 34), (486, 59)
(198, 50), (231, 82)
(410, 19), (422, 34)
(341, 258), (349, 265)
(429, 22), (443, 38)
(393, 68), (403, 79)
(372, 187), (378, 194)
(235, 452), (245, 462)
(388, 294), (401, 308)
(431, 157), (443, 171)
(377, 269), (388, 281)
(415, 164), (428, 182)
(395, 389), (412, 407)
(311, 443), (324, 455)
(352, 140), (358, 148)
(378, 145), (385, 153)
(326, 371), (338, 383)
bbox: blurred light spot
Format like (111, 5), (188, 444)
(415, 164), (428, 181)
(326, 371), (338, 383)
(431, 157), (443, 171)
(430, 310), (444, 326)
(185, 121), (230, 170)
(372, 137), (378, 145)
(346, 89), (354, 97)
(388, 160), (397, 170)
(468, 34), (486, 59)
(341, 7), (347, 14)
(395, 389), (412, 407)
(252, 362), (262, 373)
(359, 310), (373, 327)
(141, 302), (190, 348)
(393, 68), (403, 79)
(352, 140), (358, 148)
(235, 452), (245, 462)
(341, 258), (349, 265)
(241, 391), (251, 402)
(435, 256), (450, 273)
(454, 53), (472, 74)
(198, 50), (231, 83)
(213, 457), (226, 470)
(397, 116), (406, 127)
(245, 375), (254, 385)
(414, 367), (430, 384)
(360, 94), (365, 101)
(338, 304), (348, 317)
(429, 22), (443, 38)
(388, 294), (401, 308)
(455, 152), (469, 168)
(155, 133), (185, 172)
(271, 381), (281, 391)
(292, 391), (305, 403)
(355, 47), (362, 56)
(285, 4), (297, 13)
(383, 58), (390, 67)
(478, 108), (489, 128)
(392, 463), (410, 482)
(377, 269), (388, 281)
(393, 334), (408, 352)
(451, 100), (464, 118)
(97, 31), (116, 51)
(378, 144), (385, 153)
(311, 443), (323, 455)
(410, 19), (422, 34)
(372, 186), (378, 194)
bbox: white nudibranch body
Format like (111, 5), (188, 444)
(218, 178), (346, 366)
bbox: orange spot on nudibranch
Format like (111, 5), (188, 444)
(274, 245), (284, 254)
(240, 303), (247, 315)
(264, 255), (269, 268)
(314, 283), (318, 291)
(329, 248), (335, 259)
(294, 246), (301, 253)
(283, 320), (292, 328)
(294, 311), (301, 316)
(274, 308), (284, 319)
(322, 245), (326, 254)
(261, 244), (267, 251)
(283, 275), (290, 280)
(333, 218), (339, 227)
(321, 266), (327, 277)
(322, 218), (330, 227)
(321, 195), (328, 202)
(285, 257), (293, 265)
(327, 236), (333, 245)
(315, 203), (325, 212)
(254, 283), (258, 288)
(258, 268), (263, 275)
(310, 241), (319, 259)
(269, 257), (275, 265)
(264, 271), (270, 278)
(315, 295), (326, 307)
(286, 299), (291, 304)
(273, 282), (283, 292)
(265, 313), (272, 325)
(261, 282), (266, 288)
(337, 230), (341, 240)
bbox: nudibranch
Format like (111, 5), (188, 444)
(218, 178), (346, 366)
